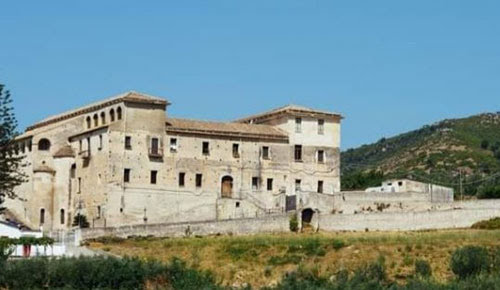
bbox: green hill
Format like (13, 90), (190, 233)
(341, 112), (500, 196)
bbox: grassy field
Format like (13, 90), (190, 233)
(88, 229), (500, 288)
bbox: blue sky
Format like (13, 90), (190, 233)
(1, 1), (499, 149)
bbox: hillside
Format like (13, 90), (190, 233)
(341, 112), (500, 195)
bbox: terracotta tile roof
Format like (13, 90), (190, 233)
(166, 118), (288, 141)
(235, 104), (342, 124)
(53, 145), (75, 158)
(26, 91), (169, 131)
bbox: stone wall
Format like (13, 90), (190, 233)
(78, 215), (290, 240)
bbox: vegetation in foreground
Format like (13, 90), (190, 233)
(2, 243), (500, 289)
(88, 229), (500, 288)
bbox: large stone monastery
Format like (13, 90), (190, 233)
(5, 91), (342, 232)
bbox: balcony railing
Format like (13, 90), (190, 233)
(148, 147), (163, 158)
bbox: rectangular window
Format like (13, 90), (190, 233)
(232, 143), (240, 158)
(252, 177), (260, 190)
(97, 206), (101, 219)
(317, 180), (324, 193)
(98, 134), (103, 150)
(78, 177), (81, 193)
(196, 174), (203, 188)
(317, 150), (325, 163)
(124, 168), (131, 183)
(267, 178), (273, 191)
(150, 170), (158, 184)
(151, 137), (159, 155)
(125, 136), (132, 150)
(294, 145), (302, 162)
(262, 146), (270, 160)
(295, 117), (302, 133)
(295, 179), (302, 192)
(202, 141), (210, 155)
(170, 138), (177, 152)
(79, 140), (82, 152)
(318, 119), (325, 135)
(87, 137), (91, 155)
(179, 172), (185, 187)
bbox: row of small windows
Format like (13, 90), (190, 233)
(125, 136), (323, 163)
(121, 169), (325, 193)
(295, 118), (325, 135)
(86, 107), (122, 129)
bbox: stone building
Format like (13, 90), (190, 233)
(5, 91), (342, 232)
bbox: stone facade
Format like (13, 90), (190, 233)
(5, 91), (342, 232)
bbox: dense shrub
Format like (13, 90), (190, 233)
(72, 213), (90, 228)
(414, 259), (432, 278)
(331, 239), (347, 250)
(450, 246), (490, 279)
(477, 185), (500, 199)
(0, 256), (219, 289)
(289, 214), (299, 232)
(471, 217), (500, 229)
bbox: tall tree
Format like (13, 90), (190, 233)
(0, 84), (25, 212)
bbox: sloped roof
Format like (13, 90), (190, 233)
(26, 91), (169, 131)
(53, 145), (75, 158)
(33, 165), (56, 174)
(235, 104), (342, 124)
(166, 118), (288, 141)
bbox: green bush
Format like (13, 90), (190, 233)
(289, 214), (299, 232)
(0, 256), (220, 289)
(471, 217), (500, 229)
(415, 259), (432, 278)
(450, 246), (490, 279)
(477, 185), (500, 199)
(332, 239), (347, 250)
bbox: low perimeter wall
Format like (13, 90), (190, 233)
(78, 215), (290, 240)
(77, 200), (500, 240)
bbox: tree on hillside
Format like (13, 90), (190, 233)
(0, 84), (25, 212)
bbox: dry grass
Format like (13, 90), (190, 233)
(88, 229), (500, 288)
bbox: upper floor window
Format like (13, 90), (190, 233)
(318, 119), (325, 135)
(317, 180), (324, 193)
(117, 107), (122, 120)
(196, 173), (203, 188)
(101, 112), (106, 125)
(125, 136), (132, 150)
(295, 117), (302, 133)
(40, 208), (45, 225)
(317, 150), (325, 163)
(262, 146), (270, 160)
(110, 109), (115, 122)
(202, 142), (210, 155)
(294, 145), (302, 162)
(86, 116), (91, 129)
(70, 164), (76, 178)
(295, 179), (302, 192)
(60, 209), (65, 225)
(170, 138), (178, 152)
(232, 143), (240, 158)
(38, 138), (51, 151)
(178, 172), (185, 187)
(150, 137), (160, 155)
(98, 135), (103, 150)
(124, 168), (131, 183)
(252, 177), (260, 190)
(150, 170), (158, 184)
(267, 178), (273, 191)
(93, 114), (99, 127)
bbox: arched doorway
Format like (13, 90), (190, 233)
(302, 208), (314, 224)
(221, 176), (233, 198)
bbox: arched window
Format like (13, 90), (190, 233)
(38, 139), (51, 151)
(100, 112), (106, 125)
(86, 116), (91, 129)
(40, 208), (45, 225)
(221, 176), (233, 198)
(117, 107), (122, 120)
(110, 109), (115, 122)
(93, 114), (98, 127)
(60, 209), (65, 225)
